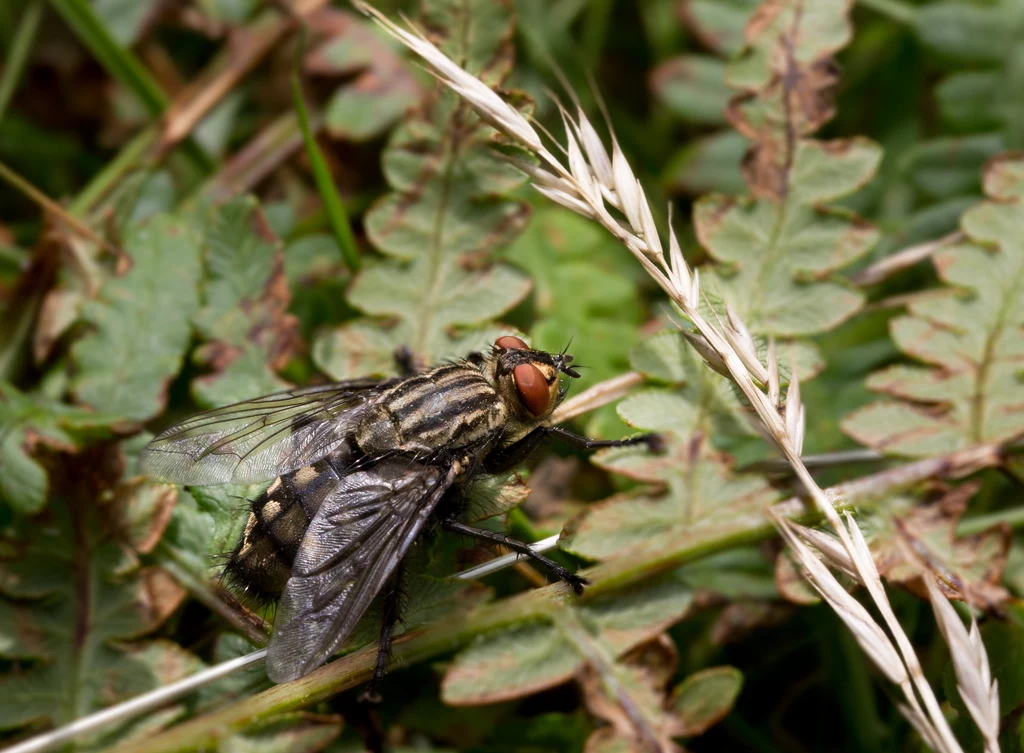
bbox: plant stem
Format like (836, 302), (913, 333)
(68, 127), (157, 217)
(0, 158), (117, 253)
(0, 1), (43, 124)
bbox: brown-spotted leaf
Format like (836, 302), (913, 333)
(0, 383), (117, 515)
(305, 9), (423, 142)
(0, 500), (186, 733)
(580, 635), (685, 753)
(70, 214), (203, 422)
(843, 154), (1024, 456)
(725, 0), (853, 199)
(441, 576), (693, 706)
(313, 0), (531, 379)
(192, 198), (301, 407)
(867, 483), (1010, 611)
(688, 0), (878, 352)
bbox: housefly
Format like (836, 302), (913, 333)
(140, 336), (657, 697)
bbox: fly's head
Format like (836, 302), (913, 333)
(487, 335), (579, 426)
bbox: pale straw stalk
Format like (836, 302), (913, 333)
(355, 5), (998, 750)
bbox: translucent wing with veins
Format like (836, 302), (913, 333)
(140, 381), (391, 486)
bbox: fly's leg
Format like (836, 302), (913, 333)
(442, 518), (587, 595)
(359, 563), (406, 704)
(393, 346), (419, 376)
(483, 426), (663, 474)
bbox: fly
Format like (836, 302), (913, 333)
(140, 336), (658, 698)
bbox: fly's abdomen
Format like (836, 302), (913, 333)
(356, 363), (504, 456)
(224, 460), (342, 602)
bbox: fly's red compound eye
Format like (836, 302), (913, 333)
(513, 363), (549, 416)
(495, 335), (529, 350)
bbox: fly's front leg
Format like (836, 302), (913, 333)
(359, 562), (406, 704)
(442, 518), (587, 595)
(392, 346), (419, 377)
(483, 426), (663, 474)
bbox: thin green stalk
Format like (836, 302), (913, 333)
(47, 0), (166, 115)
(580, 0), (611, 69)
(68, 126), (157, 217)
(0, 1), (44, 123)
(0, 158), (115, 251)
(291, 71), (360, 272)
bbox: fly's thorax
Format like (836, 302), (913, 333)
(355, 362), (506, 457)
(225, 459), (342, 601)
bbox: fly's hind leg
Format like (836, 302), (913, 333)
(359, 562), (406, 704)
(442, 518), (587, 595)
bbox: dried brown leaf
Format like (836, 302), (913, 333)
(870, 483), (1010, 612)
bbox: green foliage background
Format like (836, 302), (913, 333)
(1, 0), (1023, 752)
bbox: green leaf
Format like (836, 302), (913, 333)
(564, 438), (778, 562)
(306, 10), (423, 143)
(292, 64), (360, 274)
(0, 383), (119, 515)
(843, 154), (1024, 456)
(441, 576), (692, 705)
(218, 713), (343, 753)
(680, 0), (761, 55)
(70, 214), (202, 422)
(916, 2), (1024, 150)
(725, 0), (854, 197)
(671, 666), (743, 736)
(663, 131), (748, 197)
(0, 501), (185, 733)
(687, 0), (879, 370)
(91, 0), (164, 46)
(442, 621), (581, 705)
(313, 0), (531, 379)
(192, 198), (300, 407)
(900, 133), (1005, 201)
(912, 1), (1021, 65)
(651, 55), (731, 125)
(695, 139), (880, 338)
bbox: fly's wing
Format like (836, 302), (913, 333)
(266, 458), (456, 682)
(139, 380), (390, 486)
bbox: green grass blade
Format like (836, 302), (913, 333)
(0, 0), (44, 124)
(47, 0), (166, 115)
(291, 71), (360, 273)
